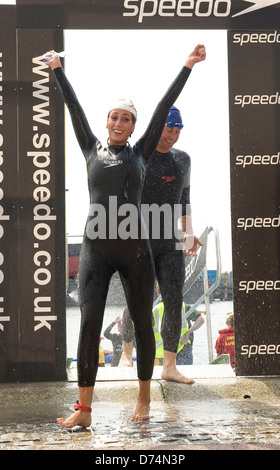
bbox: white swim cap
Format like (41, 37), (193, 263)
(108, 98), (137, 120)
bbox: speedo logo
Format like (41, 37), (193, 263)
(235, 92), (280, 108)
(104, 160), (123, 168)
(236, 152), (280, 168)
(237, 215), (280, 231)
(122, 0), (280, 24)
(162, 176), (176, 183)
(239, 279), (280, 293)
(233, 1), (280, 18)
(241, 343), (280, 358)
(233, 31), (280, 46)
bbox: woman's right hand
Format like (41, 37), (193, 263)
(43, 50), (62, 70)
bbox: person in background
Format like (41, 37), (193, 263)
(176, 306), (205, 365)
(215, 313), (235, 370)
(103, 316), (123, 367)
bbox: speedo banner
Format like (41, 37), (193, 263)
(14, 0), (280, 30)
(16, 29), (66, 381)
(228, 30), (280, 376)
(0, 7), (17, 382)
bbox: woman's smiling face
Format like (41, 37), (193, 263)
(106, 109), (135, 145)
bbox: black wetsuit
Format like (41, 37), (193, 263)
(124, 149), (191, 354)
(53, 65), (191, 386)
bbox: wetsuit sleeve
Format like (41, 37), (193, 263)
(103, 322), (116, 340)
(53, 67), (97, 159)
(181, 156), (191, 216)
(139, 67), (192, 160)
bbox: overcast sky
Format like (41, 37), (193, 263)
(63, 29), (232, 271)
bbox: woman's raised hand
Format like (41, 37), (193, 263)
(185, 44), (206, 69)
(43, 50), (62, 70)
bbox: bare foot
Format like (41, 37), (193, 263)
(131, 379), (151, 421)
(161, 367), (195, 384)
(131, 401), (150, 421)
(119, 351), (132, 367)
(57, 409), (92, 429)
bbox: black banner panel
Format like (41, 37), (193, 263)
(16, 29), (66, 381)
(228, 30), (280, 376)
(0, 7), (18, 382)
(14, 0), (280, 30)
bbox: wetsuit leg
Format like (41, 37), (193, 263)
(154, 249), (185, 353)
(77, 239), (115, 387)
(119, 245), (155, 382)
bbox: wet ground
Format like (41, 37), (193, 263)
(1, 366), (280, 451)
(1, 399), (280, 451)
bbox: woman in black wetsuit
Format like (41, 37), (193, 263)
(44, 44), (206, 428)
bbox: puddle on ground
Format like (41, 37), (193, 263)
(1, 399), (280, 449)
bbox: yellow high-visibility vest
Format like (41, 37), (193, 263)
(153, 302), (190, 359)
(99, 344), (105, 365)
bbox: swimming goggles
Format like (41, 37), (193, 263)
(166, 121), (184, 129)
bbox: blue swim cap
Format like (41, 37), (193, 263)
(166, 106), (184, 129)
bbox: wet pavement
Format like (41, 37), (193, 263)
(1, 365), (280, 451)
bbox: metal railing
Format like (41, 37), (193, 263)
(182, 227), (222, 363)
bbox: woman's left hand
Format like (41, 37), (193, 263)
(185, 44), (206, 69)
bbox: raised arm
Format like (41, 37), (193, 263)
(44, 51), (97, 159)
(140, 44), (206, 159)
